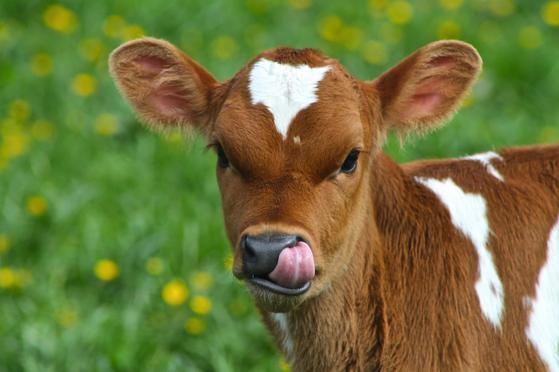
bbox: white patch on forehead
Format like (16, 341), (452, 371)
(416, 177), (505, 328)
(525, 218), (559, 372)
(248, 58), (331, 139)
(462, 151), (504, 181)
(271, 313), (293, 361)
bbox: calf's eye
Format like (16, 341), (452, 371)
(340, 149), (360, 174)
(215, 144), (230, 169)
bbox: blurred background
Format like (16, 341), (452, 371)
(0, 0), (558, 370)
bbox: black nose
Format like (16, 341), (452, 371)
(242, 234), (298, 277)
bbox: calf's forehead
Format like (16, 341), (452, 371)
(214, 53), (363, 150)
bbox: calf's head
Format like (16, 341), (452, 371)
(110, 38), (481, 312)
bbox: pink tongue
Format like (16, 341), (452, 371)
(268, 241), (315, 289)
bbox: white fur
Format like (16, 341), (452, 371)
(525, 218), (559, 372)
(248, 58), (330, 139)
(416, 177), (505, 328)
(463, 151), (504, 181)
(271, 313), (293, 360)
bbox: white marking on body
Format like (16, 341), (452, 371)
(416, 177), (505, 328)
(293, 135), (301, 145)
(463, 151), (504, 181)
(525, 218), (559, 372)
(248, 58), (330, 139)
(271, 313), (293, 360)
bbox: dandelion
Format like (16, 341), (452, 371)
(1, 129), (29, 159)
(518, 27), (543, 49)
(542, 1), (559, 26)
(43, 4), (77, 34)
(9, 100), (31, 122)
(379, 23), (403, 44)
(0, 234), (9, 254)
(279, 358), (291, 372)
(362, 41), (388, 65)
(94, 259), (120, 282)
(224, 254), (233, 271)
(190, 295), (212, 315)
(288, 0), (312, 10)
(0, 21), (10, 43)
(121, 25), (145, 41)
(79, 38), (105, 62)
(31, 120), (55, 141)
(94, 113), (118, 136)
(162, 279), (189, 306)
(72, 73), (97, 97)
(192, 271), (214, 291)
(440, 0), (463, 10)
(437, 20), (461, 39)
(211, 36), (238, 60)
(184, 317), (205, 335)
(31, 53), (53, 77)
(145, 257), (164, 276)
(368, 0), (388, 12)
(26, 195), (48, 217)
(318, 15), (343, 43)
(488, 0), (515, 17)
(0, 267), (16, 288)
(340, 26), (363, 51)
(386, 1), (413, 25)
(103, 15), (126, 38)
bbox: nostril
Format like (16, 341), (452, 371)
(242, 233), (298, 277)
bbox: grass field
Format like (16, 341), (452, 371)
(1, 0), (558, 370)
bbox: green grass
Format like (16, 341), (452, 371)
(1, 0), (558, 370)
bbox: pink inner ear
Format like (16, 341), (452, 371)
(133, 55), (170, 76)
(399, 77), (448, 122)
(147, 85), (188, 120)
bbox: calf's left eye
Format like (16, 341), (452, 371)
(340, 150), (360, 174)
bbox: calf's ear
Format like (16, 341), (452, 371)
(109, 37), (218, 136)
(371, 40), (482, 137)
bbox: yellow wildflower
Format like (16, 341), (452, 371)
(79, 38), (105, 62)
(542, 1), (559, 26)
(43, 4), (77, 34)
(362, 41), (388, 65)
(1, 130), (29, 159)
(340, 26), (363, 50)
(488, 0), (515, 17)
(94, 259), (120, 282)
(162, 279), (189, 306)
(0, 21), (10, 43)
(31, 120), (55, 141)
(224, 254), (233, 270)
(288, 0), (312, 10)
(94, 113), (118, 136)
(386, 1), (413, 25)
(145, 257), (164, 276)
(72, 74), (97, 97)
(379, 23), (403, 44)
(211, 36), (238, 60)
(192, 271), (214, 291)
(0, 234), (9, 254)
(518, 26), (543, 49)
(184, 317), (205, 335)
(0, 267), (16, 288)
(31, 53), (53, 76)
(26, 196), (48, 217)
(437, 20), (461, 39)
(538, 126), (559, 144)
(190, 295), (212, 315)
(440, 0), (463, 10)
(9, 100), (31, 121)
(279, 358), (291, 372)
(319, 15), (343, 43)
(368, 0), (388, 12)
(121, 25), (145, 41)
(103, 15), (126, 38)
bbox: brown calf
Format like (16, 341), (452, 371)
(109, 38), (559, 371)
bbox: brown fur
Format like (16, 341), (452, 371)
(110, 38), (558, 371)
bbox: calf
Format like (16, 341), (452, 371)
(109, 38), (559, 371)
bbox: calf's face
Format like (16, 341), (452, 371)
(110, 38), (481, 312)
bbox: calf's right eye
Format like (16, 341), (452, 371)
(215, 144), (230, 169)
